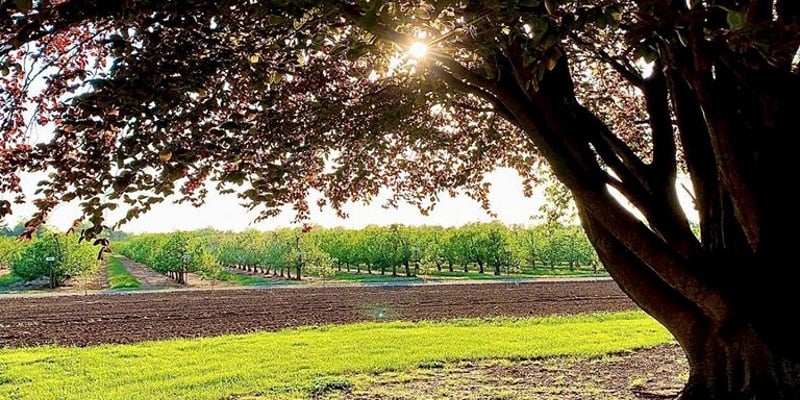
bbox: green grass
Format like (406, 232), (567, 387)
(328, 267), (607, 284)
(520, 267), (608, 278)
(207, 269), (298, 286)
(424, 268), (607, 280)
(329, 271), (423, 283)
(423, 270), (529, 280)
(0, 272), (24, 288)
(0, 311), (673, 400)
(106, 257), (141, 290)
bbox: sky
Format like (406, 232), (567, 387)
(4, 168), (550, 233)
(3, 167), (698, 234)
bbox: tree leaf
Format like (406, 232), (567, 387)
(14, 0), (32, 11)
(727, 10), (746, 31)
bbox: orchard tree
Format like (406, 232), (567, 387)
(2, 1), (799, 398)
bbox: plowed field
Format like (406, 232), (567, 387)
(0, 280), (636, 347)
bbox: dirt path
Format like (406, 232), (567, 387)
(119, 258), (232, 289)
(119, 257), (182, 290)
(84, 262), (110, 291)
(0, 280), (637, 347)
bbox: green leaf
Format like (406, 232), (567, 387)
(633, 45), (657, 63)
(522, 52), (536, 68)
(14, 0), (32, 11)
(596, 13), (608, 29)
(727, 10), (746, 31)
(227, 171), (246, 185)
(359, 10), (377, 28)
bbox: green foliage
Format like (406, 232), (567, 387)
(0, 312), (671, 400)
(119, 232), (215, 276)
(0, 273), (23, 287)
(119, 222), (601, 281)
(201, 269), (290, 286)
(331, 271), (421, 283)
(106, 257), (140, 290)
(0, 236), (23, 268)
(10, 232), (100, 286)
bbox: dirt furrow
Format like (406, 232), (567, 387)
(0, 280), (636, 348)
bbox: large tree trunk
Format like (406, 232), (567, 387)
(580, 206), (800, 400)
(679, 329), (800, 400)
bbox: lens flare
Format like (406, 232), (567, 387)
(408, 42), (428, 59)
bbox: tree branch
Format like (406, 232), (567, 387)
(682, 24), (762, 251)
(643, 63), (676, 181)
(569, 33), (645, 88)
(777, 0), (800, 24)
(579, 203), (708, 346)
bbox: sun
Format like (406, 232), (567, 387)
(408, 42), (428, 59)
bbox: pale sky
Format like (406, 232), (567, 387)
(3, 168), (698, 233)
(4, 168), (545, 233)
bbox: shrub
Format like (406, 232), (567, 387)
(10, 232), (99, 287)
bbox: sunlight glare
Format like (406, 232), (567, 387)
(408, 42), (428, 59)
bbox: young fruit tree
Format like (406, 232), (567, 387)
(1, 1), (798, 398)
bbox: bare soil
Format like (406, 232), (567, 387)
(118, 258), (233, 289)
(117, 257), (182, 289)
(339, 344), (688, 400)
(0, 280), (636, 347)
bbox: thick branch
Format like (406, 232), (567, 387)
(777, 0), (800, 24)
(579, 204), (706, 347)
(643, 63), (676, 181)
(429, 66), (515, 122)
(682, 20), (762, 250)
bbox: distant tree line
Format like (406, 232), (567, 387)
(117, 222), (603, 281)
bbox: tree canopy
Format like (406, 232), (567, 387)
(2, 1), (800, 398)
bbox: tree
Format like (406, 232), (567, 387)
(0, 236), (22, 268)
(11, 231), (99, 287)
(2, 1), (799, 397)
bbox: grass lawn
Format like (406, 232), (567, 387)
(106, 257), (141, 290)
(0, 273), (23, 288)
(0, 311), (673, 400)
(328, 271), (423, 283)
(426, 268), (606, 280)
(326, 268), (606, 284)
(210, 269), (300, 286)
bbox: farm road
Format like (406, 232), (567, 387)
(119, 257), (182, 289)
(0, 280), (637, 347)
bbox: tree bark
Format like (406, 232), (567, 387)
(581, 205), (800, 400)
(678, 327), (800, 400)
